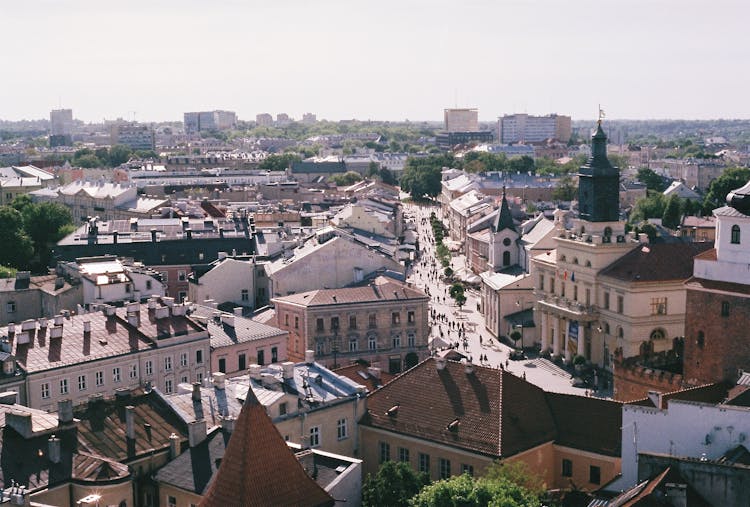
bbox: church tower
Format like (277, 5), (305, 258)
(488, 187), (520, 271)
(578, 121), (620, 224)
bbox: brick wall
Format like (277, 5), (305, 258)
(683, 287), (750, 385)
(613, 360), (685, 402)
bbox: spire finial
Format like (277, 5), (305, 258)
(598, 104), (605, 126)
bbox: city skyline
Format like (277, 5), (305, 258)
(2, 0), (748, 123)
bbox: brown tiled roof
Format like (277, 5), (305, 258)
(686, 277), (750, 296)
(724, 385), (750, 407)
(658, 382), (729, 408)
(544, 392), (622, 456)
(333, 364), (395, 392)
(199, 387), (334, 507)
(273, 276), (427, 307)
(361, 358), (557, 458)
(599, 242), (713, 283)
(693, 248), (717, 261)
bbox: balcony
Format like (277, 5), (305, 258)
(536, 292), (598, 321)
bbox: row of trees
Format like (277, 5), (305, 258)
(363, 461), (546, 507)
(0, 196), (73, 272)
(70, 145), (157, 168)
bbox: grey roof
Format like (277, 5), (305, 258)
(714, 205), (750, 218)
(189, 307), (287, 349)
(155, 428), (229, 495)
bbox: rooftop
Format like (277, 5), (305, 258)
(272, 275), (427, 307)
(599, 242), (713, 283)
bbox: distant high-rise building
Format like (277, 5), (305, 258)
(110, 122), (155, 151)
(444, 108), (479, 133)
(276, 113), (291, 126)
(256, 113), (273, 127)
(302, 112), (317, 124)
(498, 113), (572, 143)
(183, 110), (237, 134)
(49, 108), (74, 147)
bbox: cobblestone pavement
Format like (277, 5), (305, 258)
(403, 201), (610, 398)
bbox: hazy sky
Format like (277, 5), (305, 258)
(2, 0), (748, 123)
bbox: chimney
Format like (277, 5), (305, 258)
(367, 366), (381, 380)
(435, 357), (447, 370)
(185, 228), (192, 240)
(147, 298), (157, 310)
(38, 317), (47, 328)
(113, 230), (118, 244)
(104, 305), (116, 317)
(54, 315), (64, 326)
(58, 399), (73, 424)
(188, 419), (207, 447)
(126, 302), (140, 314)
(191, 382), (201, 401)
(151, 228), (157, 243)
(15, 332), (29, 345)
(172, 304), (185, 316)
(248, 364), (262, 380)
(464, 359), (474, 375)
(155, 306), (169, 320)
(50, 326), (63, 339)
(212, 372), (226, 389)
(83, 320), (91, 334)
(21, 320), (36, 332)
(7, 322), (14, 334)
(233, 306), (243, 316)
(115, 387), (131, 402)
(48, 434), (61, 464)
(221, 416), (235, 434)
(125, 405), (135, 440)
(218, 251), (228, 260)
(169, 433), (180, 460)
(221, 314), (235, 327)
(127, 314), (140, 327)
(162, 297), (175, 307)
(281, 362), (295, 380)
(6, 411), (33, 438)
(305, 349), (315, 365)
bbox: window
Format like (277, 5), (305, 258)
(589, 465), (601, 485)
(461, 464), (474, 476)
(398, 447), (410, 463)
(168, 496), (177, 507)
(279, 402), (288, 416)
(539, 274), (545, 291)
(241, 289), (249, 302)
(60, 379), (68, 395)
(196, 349), (203, 364)
(125, 284), (132, 293)
(316, 318), (325, 332)
(294, 316), (299, 329)
(285, 314), (290, 326)
(178, 270), (186, 281)
(391, 312), (400, 325)
(78, 374), (87, 391)
(146, 280), (152, 290)
(145, 360), (153, 376)
(550, 277), (555, 295)
(164, 356), (173, 372)
(178, 291), (187, 302)
(379, 441), (391, 463)
(257, 349), (265, 365)
(238, 353), (246, 371)
(651, 297), (667, 315)
(113, 367), (121, 383)
(41, 382), (50, 399)
(316, 341), (324, 356)
(407, 333), (416, 348)
(218, 358), (226, 373)
(561, 282), (566, 298)
(407, 311), (415, 324)
(369, 314), (377, 328)
(181, 375), (188, 384)
(439, 458), (451, 479)
(562, 459), (573, 477)
(196, 372), (203, 383)
(349, 338), (358, 352)
(161, 271), (168, 282)
(419, 453), (430, 474)
(337, 418), (348, 440)
(731, 224), (741, 244)
(6, 302), (15, 314)
(180, 352), (188, 367)
(721, 301), (730, 317)
(309, 426), (320, 448)
(573, 285), (578, 301)
(369, 335), (377, 351)
(349, 315), (357, 329)
(271, 347), (278, 363)
(617, 295), (624, 314)
(603, 292), (610, 310)
(165, 379), (173, 394)
(331, 316), (339, 330)
(392, 334), (401, 348)
(502, 251), (511, 266)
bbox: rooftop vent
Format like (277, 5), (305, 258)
(385, 404), (399, 417)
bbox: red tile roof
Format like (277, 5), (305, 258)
(599, 242), (713, 283)
(544, 392), (622, 456)
(686, 276), (750, 296)
(273, 276), (428, 307)
(333, 364), (395, 392)
(199, 387), (334, 507)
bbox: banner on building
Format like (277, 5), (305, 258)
(568, 320), (579, 342)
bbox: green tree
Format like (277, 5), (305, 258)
(409, 472), (541, 507)
(362, 461), (429, 507)
(400, 156), (448, 201)
(636, 167), (668, 192)
(108, 144), (133, 166)
(702, 167), (750, 213)
(259, 153), (302, 171)
(21, 202), (73, 269)
(483, 461), (546, 499)
(449, 283), (466, 309)
(329, 171), (363, 186)
(552, 174), (577, 201)
(75, 154), (103, 168)
(661, 194), (682, 229)
(0, 207), (34, 269)
(629, 193), (666, 224)
(638, 222), (658, 241)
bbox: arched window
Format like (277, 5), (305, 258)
(573, 257), (579, 265)
(604, 226), (613, 238)
(502, 251), (511, 266)
(731, 225), (741, 244)
(617, 327), (624, 339)
(650, 329), (666, 340)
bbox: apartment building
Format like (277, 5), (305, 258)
(110, 122), (156, 151)
(444, 108), (479, 132)
(498, 113), (572, 143)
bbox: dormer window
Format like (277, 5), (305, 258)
(731, 225), (741, 244)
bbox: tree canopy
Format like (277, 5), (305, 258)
(258, 153), (302, 171)
(552, 174), (577, 202)
(702, 167), (750, 213)
(636, 167), (669, 192)
(410, 471), (542, 507)
(328, 171), (363, 186)
(362, 461), (429, 507)
(400, 155), (447, 201)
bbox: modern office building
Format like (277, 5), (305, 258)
(498, 113), (572, 143)
(444, 108), (479, 132)
(110, 122), (156, 151)
(184, 110), (237, 134)
(50, 108), (74, 146)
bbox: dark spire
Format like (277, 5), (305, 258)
(577, 121), (620, 222)
(493, 186), (516, 233)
